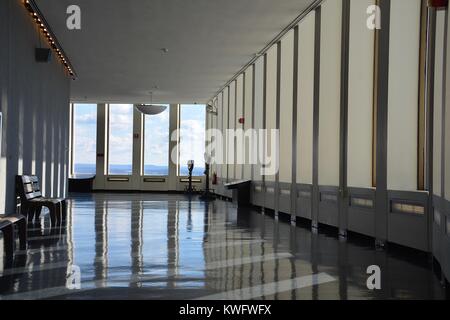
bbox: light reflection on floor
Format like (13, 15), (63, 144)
(0, 193), (447, 300)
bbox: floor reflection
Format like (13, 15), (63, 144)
(0, 193), (447, 300)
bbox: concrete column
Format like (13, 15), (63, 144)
(93, 104), (106, 190)
(132, 106), (143, 190)
(168, 104), (179, 190)
(374, 0), (391, 246)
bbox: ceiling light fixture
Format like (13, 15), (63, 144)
(135, 92), (167, 115)
(23, 0), (77, 79)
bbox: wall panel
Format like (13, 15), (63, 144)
(347, 0), (375, 188)
(318, 0), (342, 186)
(209, 97), (218, 184)
(228, 81), (236, 181)
(253, 57), (265, 182)
(235, 74), (244, 180)
(217, 92), (223, 179)
(434, 11), (446, 196)
(445, 8), (450, 201)
(297, 11), (315, 185)
(279, 30), (294, 183)
(243, 66), (254, 180)
(265, 45), (278, 183)
(222, 87), (229, 182)
(387, 0), (421, 191)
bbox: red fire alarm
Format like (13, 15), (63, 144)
(238, 117), (245, 124)
(428, 0), (448, 8)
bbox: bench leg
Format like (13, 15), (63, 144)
(22, 204), (33, 223)
(61, 200), (67, 223)
(17, 218), (27, 250)
(48, 205), (57, 227)
(34, 206), (42, 221)
(27, 206), (35, 223)
(55, 203), (62, 226)
(2, 225), (14, 257)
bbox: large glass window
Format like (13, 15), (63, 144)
(72, 104), (97, 176)
(179, 104), (206, 176)
(108, 104), (133, 175)
(144, 106), (170, 175)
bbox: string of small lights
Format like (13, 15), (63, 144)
(23, 0), (76, 79)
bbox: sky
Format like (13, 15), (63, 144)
(73, 103), (206, 172)
(179, 104), (206, 171)
(144, 105), (170, 167)
(109, 104), (134, 166)
(73, 104), (97, 166)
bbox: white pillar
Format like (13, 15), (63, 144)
(168, 104), (178, 190)
(93, 104), (106, 190)
(132, 106), (143, 190)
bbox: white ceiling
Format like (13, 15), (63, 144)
(36, 0), (315, 104)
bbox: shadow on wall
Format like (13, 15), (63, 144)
(0, 0), (70, 215)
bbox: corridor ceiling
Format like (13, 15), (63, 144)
(36, 0), (316, 104)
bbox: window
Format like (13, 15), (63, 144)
(179, 104), (206, 176)
(72, 104), (97, 177)
(144, 106), (170, 175)
(108, 104), (133, 175)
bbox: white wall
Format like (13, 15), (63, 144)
(253, 57), (265, 182)
(228, 81), (236, 180)
(318, 0), (342, 186)
(279, 30), (294, 184)
(243, 66), (254, 180)
(222, 86), (229, 182)
(446, 7), (450, 201)
(265, 45), (278, 182)
(217, 92), (223, 179)
(297, 11), (315, 185)
(387, 0), (421, 191)
(210, 97), (218, 181)
(347, 0), (375, 188)
(0, 0), (70, 214)
(209, 0), (431, 199)
(235, 74), (244, 180)
(433, 11), (446, 196)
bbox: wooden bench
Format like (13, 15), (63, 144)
(0, 220), (14, 257)
(16, 175), (67, 226)
(0, 214), (27, 257)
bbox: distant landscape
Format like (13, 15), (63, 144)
(74, 163), (205, 177)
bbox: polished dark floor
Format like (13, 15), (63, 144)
(0, 193), (447, 300)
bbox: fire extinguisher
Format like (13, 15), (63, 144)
(212, 172), (218, 185)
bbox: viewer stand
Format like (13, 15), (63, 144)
(200, 159), (215, 201)
(186, 160), (195, 194)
